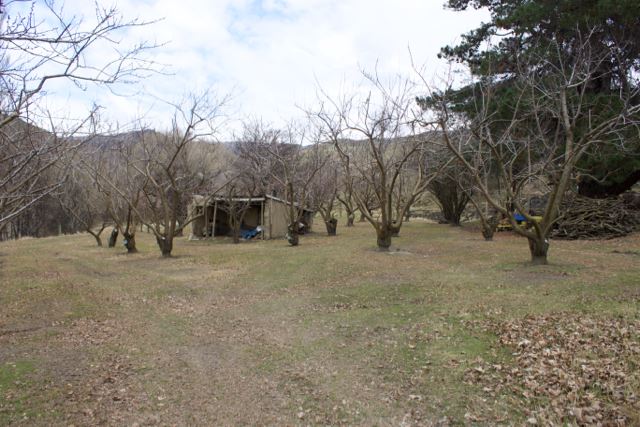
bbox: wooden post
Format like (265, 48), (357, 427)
(268, 198), (272, 239)
(260, 200), (265, 240)
(203, 197), (209, 239)
(212, 200), (218, 238)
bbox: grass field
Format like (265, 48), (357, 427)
(1, 220), (639, 425)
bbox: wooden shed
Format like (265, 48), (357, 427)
(187, 194), (314, 240)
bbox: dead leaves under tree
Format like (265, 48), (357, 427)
(464, 314), (640, 425)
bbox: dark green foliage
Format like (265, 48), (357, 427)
(441, 0), (640, 77)
(435, 0), (640, 196)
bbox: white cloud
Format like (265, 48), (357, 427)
(7, 0), (488, 137)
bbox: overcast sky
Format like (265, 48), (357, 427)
(10, 0), (488, 137)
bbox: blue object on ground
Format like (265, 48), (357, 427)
(241, 227), (262, 239)
(514, 213), (526, 222)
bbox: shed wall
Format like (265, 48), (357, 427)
(268, 199), (290, 238)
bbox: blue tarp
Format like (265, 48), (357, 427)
(240, 227), (262, 239)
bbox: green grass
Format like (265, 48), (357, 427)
(0, 221), (638, 424)
(0, 361), (34, 393)
(0, 361), (37, 424)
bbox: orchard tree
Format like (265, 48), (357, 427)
(93, 93), (227, 257)
(313, 75), (445, 250)
(0, 0), (157, 229)
(215, 166), (260, 244)
(309, 155), (339, 236)
(439, 0), (640, 198)
(335, 167), (357, 227)
(421, 29), (640, 264)
(88, 135), (145, 253)
(57, 165), (110, 246)
(236, 120), (325, 246)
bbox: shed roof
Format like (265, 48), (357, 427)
(192, 194), (314, 212)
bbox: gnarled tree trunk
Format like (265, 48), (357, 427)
(325, 218), (337, 236)
(92, 233), (103, 247)
(376, 226), (392, 251)
(346, 213), (355, 227)
(287, 223), (299, 246)
(123, 232), (137, 253)
(480, 216), (498, 241)
(108, 228), (118, 248)
(156, 236), (173, 257)
(528, 237), (549, 265)
(390, 222), (401, 237)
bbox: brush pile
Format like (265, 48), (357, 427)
(552, 193), (640, 239)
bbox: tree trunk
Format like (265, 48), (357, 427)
(325, 218), (338, 236)
(346, 213), (355, 227)
(156, 236), (173, 257)
(376, 227), (392, 251)
(481, 216), (497, 241)
(359, 211), (367, 222)
(481, 225), (494, 241)
(287, 222), (299, 246)
(108, 228), (118, 248)
(123, 232), (137, 253)
(287, 231), (299, 246)
(528, 237), (549, 265)
(92, 233), (103, 247)
(390, 222), (401, 237)
(481, 226), (494, 241)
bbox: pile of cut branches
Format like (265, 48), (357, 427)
(552, 193), (640, 239)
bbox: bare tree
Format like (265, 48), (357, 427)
(0, 0), (157, 230)
(309, 155), (339, 235)
(356, 181), (378, 223)
(93, 93), (227, 257)
(465, 190), (498, 241)
(90, 137), (145, 253)
(335, 164), (357, 227)
(236, 120), (325, 246)
(313, 75), (445, 250)
(57, 165), (110, 246)
(420, 30), (640, 264)
(216, 174), (259, 244)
